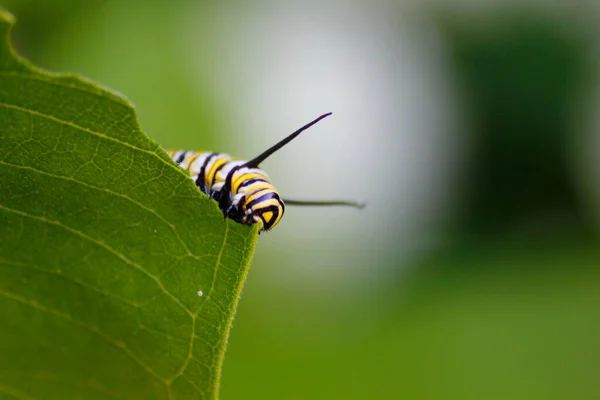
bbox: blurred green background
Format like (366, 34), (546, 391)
(5, 0), (600, 399)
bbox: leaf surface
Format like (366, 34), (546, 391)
(0, 9), (257, 400)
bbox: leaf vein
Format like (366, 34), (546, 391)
(0, 71), (129, 106)
(0, 383), (35, 400)
(0, 258), (152, 309)
(0, 288), (167, 385)
(0, 203), (194, 318)
(195, 223), (229, 318)
(0, 160), (199, 260)
(0, 101), (188, 180)
(164, 223), (229, 392)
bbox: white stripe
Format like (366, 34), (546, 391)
(181, 151), (196, 166)
(172, 150), (185, 163)
(189, 151), (213, 175)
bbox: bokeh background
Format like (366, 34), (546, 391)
(6, 0), (600, 399)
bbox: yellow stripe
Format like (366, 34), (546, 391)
(243, 181), (275, 194)
(182, 152), (202, 172)
(271, 204), (284, 227)
(245, 189), (273, 205)
(262, 211), (274, 223)
(231, 173), (249, 193)
(206, 156), (230, 188)
(247, 198), (282, 214)
(232, 173), (257, 193)
(250, 198), (284, 229)
(231, 171), (270, 193)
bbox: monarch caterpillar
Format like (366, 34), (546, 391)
(168, 113), (364, 233)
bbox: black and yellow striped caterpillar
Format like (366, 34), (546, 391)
(168, 113), (364, 233)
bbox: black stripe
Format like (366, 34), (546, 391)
(220, 163), (245, 210)
(206, 156), (229, 198)
(175, 151), (185, 164)
(197, 152), (217, 193)
(239, 178), (268, 190)
(257, 204), (281, 231)
(246, 190), (281, 211)
(224, 164), (242, 189)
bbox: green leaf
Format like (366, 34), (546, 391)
(0, 8), (257, 400)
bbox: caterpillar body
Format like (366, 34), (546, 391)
(168, 113), (364, 233)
